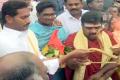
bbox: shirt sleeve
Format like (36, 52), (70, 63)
(38, 52), (60, 75)
(43, 58), (59, 75)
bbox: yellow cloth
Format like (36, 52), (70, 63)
(28, 30), (40, 56)
(73, 29), (113, 80)
(42, 44), (49, 55)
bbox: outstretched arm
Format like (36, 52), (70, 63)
(89, 61), (119, 80)
(59, 49), (94, 68)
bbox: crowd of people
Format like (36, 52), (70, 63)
(0, 0), (120, 80)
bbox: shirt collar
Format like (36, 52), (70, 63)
(3, 26), (28, 38)
(66, 9), (87, 20)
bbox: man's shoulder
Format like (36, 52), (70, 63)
(64, 33), (77, 47)
(0, 31), (9, 48)
(103, 30), (117, 45)
(29, 22), (41, 31)
(82, 9), (89, 15)
(68, 33), (77, 38)
(64, 33), (77, 43)
(0, 31), (7, 38)
(103, 30), (113, 37)
(56, 10), (70, 20)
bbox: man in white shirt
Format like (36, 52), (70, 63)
(56, 0), (88, 34)
(0, 0), (92, 77)
(10, 0), (38, 23)
(0, 24), (2, 31)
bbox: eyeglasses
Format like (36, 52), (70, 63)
(40, 13), (56, 18)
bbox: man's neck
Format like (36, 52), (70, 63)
(73, 14), (81, 19)
(72, 12), (82, 19)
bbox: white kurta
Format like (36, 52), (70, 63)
(56, 9), (88, 34)
(0, 24), (2, 31)
(0, 26), (59, 75)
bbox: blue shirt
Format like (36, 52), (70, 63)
(29, 22), (68, 50)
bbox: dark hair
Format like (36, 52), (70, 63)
(64, 0), (82, 3)
(81, 11), (103, 25)
(1, 0), (29, 24)
(1, 61), (40, 80)
(36, 1), (56, 15)
(86, 0), (94, 4)
(111, 5), (120, 14)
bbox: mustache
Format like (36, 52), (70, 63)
(89, 33), (96, 35)
(70, 9), (78, 11)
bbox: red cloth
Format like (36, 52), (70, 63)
(64, 33), (76, 80)
(64, 31), (118, 80)
(48, 30), (64, 54)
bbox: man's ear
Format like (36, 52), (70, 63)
(5, 15), (14, 24)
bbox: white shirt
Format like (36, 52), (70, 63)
(56, 9), (88, 34)
(0, 24), (2, 31)
(0, 26), (59, 75)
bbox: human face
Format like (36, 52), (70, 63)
(116, 0), (120, 3)
(90, 0), (104, 11)
(83, 23), (102, 40)
(65, 0), (83, 18)
(109, 7), (119, 18)
(6, 7), (30, 31)
(38, 7), (56, 26)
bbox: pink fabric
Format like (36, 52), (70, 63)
(112, 18), (120, 31)
(111, 18), (120, 44)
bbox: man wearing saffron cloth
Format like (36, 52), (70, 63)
(64, 11), (119, 80)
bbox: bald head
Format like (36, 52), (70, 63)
(0, 52), (48, 80)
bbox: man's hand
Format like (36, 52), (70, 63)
(88, 72), (104, 80)
(88, 65), (118, 80)
(111, 44), (120, 55)
(59, 49), (94, 68)
(66, 58), (90, 69)
(68, 49), (94, 59)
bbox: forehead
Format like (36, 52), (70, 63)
(84, 23), (101, 27)
(110, 7), (118, 10)
(16, 7), (30, 16)
(66, 0), (81, 4)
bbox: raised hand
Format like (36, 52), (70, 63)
(59, 49), (94, 67)
(68, 49), (94, 59)
(88, 72), (103, 80)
